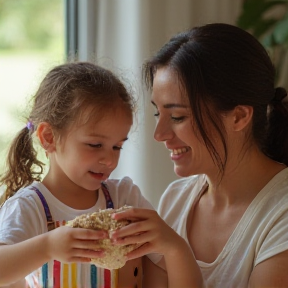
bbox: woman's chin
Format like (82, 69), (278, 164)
(174, 166), (193, 178)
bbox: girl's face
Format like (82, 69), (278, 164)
(52, 106), (132, 191)
(151, 67), (215, 177)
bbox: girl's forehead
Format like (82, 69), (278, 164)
(78, 104), (132, 124)
(75, 105), (132, 130)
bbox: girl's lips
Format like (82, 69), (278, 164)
(89, 171), (105, 180)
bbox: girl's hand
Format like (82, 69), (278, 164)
(110, 208), (185, 260)
(46, 226), (109, 263)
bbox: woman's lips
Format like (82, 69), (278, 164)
(169, 146), (191, 160)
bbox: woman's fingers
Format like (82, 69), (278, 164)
(125, 243), (153, 260)
(112, 207), (157, 221)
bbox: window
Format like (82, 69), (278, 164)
(0, 0), (65, 173)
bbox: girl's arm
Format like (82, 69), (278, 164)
(0, 226), (107, 286)
(111, 208), (203, 288)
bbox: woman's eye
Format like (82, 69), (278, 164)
(171, 116), (186, 123)
(88, 143), (102, 148)
(153, 111), (160, 117)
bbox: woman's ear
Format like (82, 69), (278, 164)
(36, 122), (56, 153)
(233, 105), (253, 131)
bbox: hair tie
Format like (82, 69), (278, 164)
(272, 87), (287, 103)
(26, 121), (34, 131)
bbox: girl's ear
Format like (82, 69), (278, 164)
(36, 122), (56, 152)
(233, 105), (253, 131)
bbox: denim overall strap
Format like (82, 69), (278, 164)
(32, 184), (114, 229)
(30, 186), (55, 231)
(101, 182), (114, 209)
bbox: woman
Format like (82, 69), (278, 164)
(141, 23), (288, 287)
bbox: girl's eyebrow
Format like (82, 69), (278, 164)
(151, 100), (188, 109)
(88, 133), (129, 142)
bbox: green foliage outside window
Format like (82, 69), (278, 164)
(0, 0), (64, 175)
(0, 0), (63, 52)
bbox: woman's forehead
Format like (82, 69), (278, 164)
(152, 68), (189, 106)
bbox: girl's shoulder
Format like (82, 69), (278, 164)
(3, 182), (42, 206)
(104, 176), (154, 210)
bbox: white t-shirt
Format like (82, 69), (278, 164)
(0, 177), (154, 287)
(158, 168), (288, 288)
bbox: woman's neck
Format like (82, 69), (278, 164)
(205, 147), (286, 208)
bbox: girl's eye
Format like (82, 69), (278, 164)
(171, 116), (186, 123)
(88, 143), (102, 148)
(113, 146), (123, 151)
(153, 111), (160, 117)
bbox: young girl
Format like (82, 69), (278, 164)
(0, 62), (155, 288)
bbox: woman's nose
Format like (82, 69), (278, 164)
(153, 118), (173, 142)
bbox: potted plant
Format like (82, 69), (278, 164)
(237, 0), (288, 86)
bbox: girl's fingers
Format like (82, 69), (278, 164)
(72, 239), (105, 250)
(72, 248), (105, 259)
(68, 257), (92, 263)
(71, 227), (108, 240)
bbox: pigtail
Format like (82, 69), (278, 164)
(0, 126), (44, 202)
(265, 87), (288, 166)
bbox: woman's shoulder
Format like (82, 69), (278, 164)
(162, 174), (205, 200)
(158, 174), (206, 217)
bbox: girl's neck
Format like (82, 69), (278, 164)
(42, 173), (99, 210)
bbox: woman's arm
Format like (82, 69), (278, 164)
(143, 257), (168, 288)
(111, 208), (203, 288)
(249, 250), (288, 288)
(0, 226), (107, 285)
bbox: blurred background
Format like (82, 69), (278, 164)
(0, 0), (287, 207)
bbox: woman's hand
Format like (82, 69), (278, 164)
(46, 226), (109, 263)
(110, 208), (203, 288)
(110, 208), (184, 260)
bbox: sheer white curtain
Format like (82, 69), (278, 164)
(76, 0), (243, 207)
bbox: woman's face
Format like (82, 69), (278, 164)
(151, 67), (216, 177)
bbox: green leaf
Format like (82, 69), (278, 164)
(262, 32), (276, 47)
(273, 14), (288, 43)
(237, 0), (288, 30)
(253, 18), (278, 37)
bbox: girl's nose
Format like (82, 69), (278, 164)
(98, 151), (118, 169)
(153, 119), (173, 142)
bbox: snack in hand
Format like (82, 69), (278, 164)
(66, 205), (140, 270)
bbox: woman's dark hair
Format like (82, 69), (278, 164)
(0, 62), (135, 201)
(143, 23), (288, 175)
